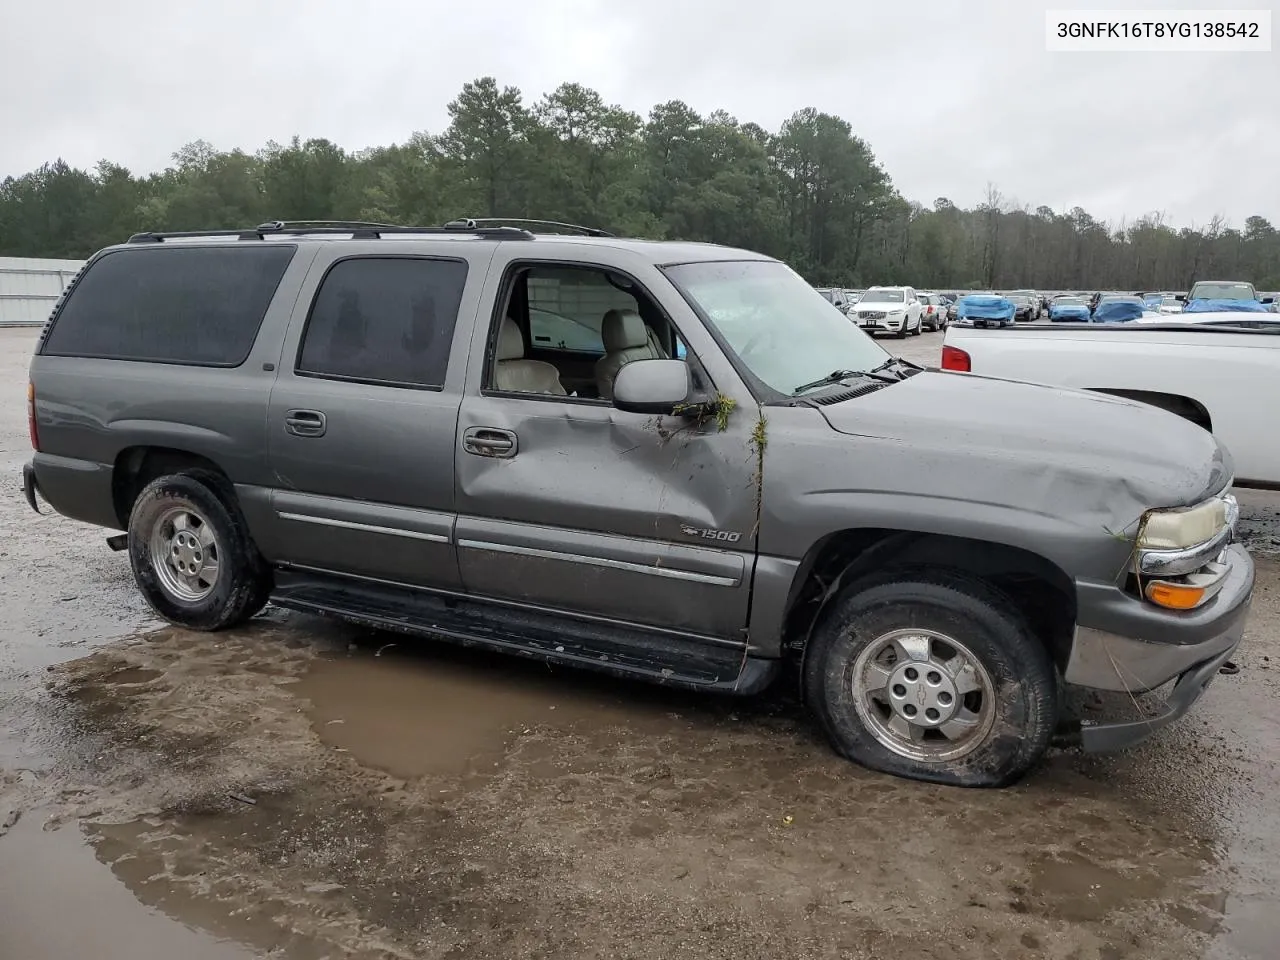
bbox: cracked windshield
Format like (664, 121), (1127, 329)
(1, 2), (1278, 960)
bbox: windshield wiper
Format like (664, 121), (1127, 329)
(869, 356), (923, 377)
(792, 368), (895, 396)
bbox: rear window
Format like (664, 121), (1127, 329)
(41, 245), (295, 365)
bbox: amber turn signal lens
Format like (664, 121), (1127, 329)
(1144, 581), (1206, 610)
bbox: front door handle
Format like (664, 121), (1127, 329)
(463, 427), (517, 458)
(285, 409), (327, 437)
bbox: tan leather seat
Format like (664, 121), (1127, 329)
(494, 317), (566, 395)
(594, 309), (664, 400)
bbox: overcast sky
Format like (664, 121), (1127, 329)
(2, 0), (1277, 227)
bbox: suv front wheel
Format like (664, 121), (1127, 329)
(804, 569), (1058, 787)
(127, 472), (272, 630)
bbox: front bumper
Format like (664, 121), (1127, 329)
(1065, 543), (1253, 752)
(854, 314), (905, 333)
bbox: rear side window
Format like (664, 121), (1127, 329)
(41, 246), (295, 365)
(297, 257), (467, 389)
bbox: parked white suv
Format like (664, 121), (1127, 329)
(849, 286), (923, 337)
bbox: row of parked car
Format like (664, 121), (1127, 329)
(1040, 281), (1280, 324)
(816, 287), (955, 336)
(820, 281), (1280, 331)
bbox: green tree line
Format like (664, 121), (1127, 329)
(2, 77), (1278, 290)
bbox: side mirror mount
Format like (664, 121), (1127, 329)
(612, 359), (692, 415)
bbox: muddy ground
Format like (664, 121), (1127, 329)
(1, 326), (1278, 959)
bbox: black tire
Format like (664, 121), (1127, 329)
(803, 569), (1058, 787)
(896, 326), (908, 339)
(127, 471), (272, 630)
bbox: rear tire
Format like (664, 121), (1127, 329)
(803, 569), (1058, 787)
(128, 472), (272, 630)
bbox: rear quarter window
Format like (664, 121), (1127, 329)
(40, 245), (296, 366)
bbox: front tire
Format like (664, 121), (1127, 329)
(128, 472), (272, 630)
(803, 569), (1058, 787)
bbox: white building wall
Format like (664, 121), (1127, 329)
(0, 257), (86, 326)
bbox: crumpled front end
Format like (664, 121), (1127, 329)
(1063, 483), (1253, 753)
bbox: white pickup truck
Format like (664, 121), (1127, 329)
(940, 316), (1280, 488)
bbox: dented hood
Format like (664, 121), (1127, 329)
(816, 369), (1231, 511)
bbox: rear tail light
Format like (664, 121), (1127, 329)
(27, 381), (39, 451)
(940, 345), (971, 372)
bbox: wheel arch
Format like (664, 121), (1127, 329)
(780, 528), (1077, 691)
(112, 445), (234, 528)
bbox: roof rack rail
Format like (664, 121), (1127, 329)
(126, 221), (536, 243)
(452, 217), (615, 238)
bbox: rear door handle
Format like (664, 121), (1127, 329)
(463, 427), (517, 458)
(285, 409), (327, 437)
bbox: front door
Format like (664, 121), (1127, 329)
(453, 255), (759, 642)
(262, 249), (485, 590)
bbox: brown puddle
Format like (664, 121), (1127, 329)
(1028, 848), (1226, 933)
(290, 646), (694, 780)
(99, 666), (163, 685)
(0, 812), (258, 960)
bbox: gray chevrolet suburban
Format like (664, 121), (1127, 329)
(22, 219), (1254, 787)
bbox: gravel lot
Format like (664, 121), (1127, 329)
(1, 326), (1278, 960)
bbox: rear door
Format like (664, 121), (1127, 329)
(259, 243), (493, 589)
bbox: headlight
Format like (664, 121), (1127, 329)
(1139, 498), (1227, 550)
(1135, 490), (1237, 610)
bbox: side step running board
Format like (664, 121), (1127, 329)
(269, 568), (779, 696)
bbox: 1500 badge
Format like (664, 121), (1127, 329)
(680, 524), (742, 543)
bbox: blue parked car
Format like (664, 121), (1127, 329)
(1091, 296), (1147, 323)
(1048, 296), (1092, 321)
(955, 293), (1016, 327)
(1183, 297), (1271, 314)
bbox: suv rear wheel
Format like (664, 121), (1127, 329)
(127, 472), (272, 630)
(804, 569), (1058, 787)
